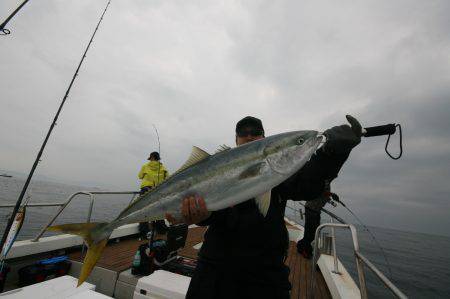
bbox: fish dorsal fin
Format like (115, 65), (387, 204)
(255, 190), (271, 217)
(215, 144), (231, 153)
(172, 146), (211, 176)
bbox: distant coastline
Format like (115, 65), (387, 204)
(0, 168), (111, 190)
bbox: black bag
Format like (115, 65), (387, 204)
(138, 222), (150, 239)
(131, 244), (152, 276)
(163, 257), (197, 277)
(151, 220), (168, 235)
(0, 263), (10, 292)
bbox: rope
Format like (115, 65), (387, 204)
(385, 124), (403, 160)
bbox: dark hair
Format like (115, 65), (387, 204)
(235, 116), (265, 136)
(149, 152), (160, 161)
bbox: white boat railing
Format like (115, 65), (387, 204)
(0, 191), (139, 242)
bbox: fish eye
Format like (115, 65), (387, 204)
(297, 138), (304, 145)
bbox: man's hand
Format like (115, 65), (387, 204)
(166, 195), (211, 225)
(323, 115), (362, 154)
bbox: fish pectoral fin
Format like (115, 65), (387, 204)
(171, 146), (211, 176)
(255, 190), (271, 217)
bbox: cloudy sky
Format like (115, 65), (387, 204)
(1, 0), (449, 236)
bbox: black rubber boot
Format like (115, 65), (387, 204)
(297, 206), (321, 259)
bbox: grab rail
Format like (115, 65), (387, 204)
(0, 203), (66, 208)
(23, 191), (139, 242)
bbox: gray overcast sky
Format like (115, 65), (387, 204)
(1, 0), (449, 236)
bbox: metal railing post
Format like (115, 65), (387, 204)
(309, 223), (350, 299)
(348, 225), (368, 299)
(330, 218), (340, 274)
(86, 193), (95, 223)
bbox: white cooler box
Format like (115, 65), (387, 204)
(0, 275), (111, 298)
(133, 270), (191, 299)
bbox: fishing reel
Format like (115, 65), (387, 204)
(325, 192), (341, 208)
(0, 29), (10, 35)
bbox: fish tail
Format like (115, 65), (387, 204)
(47, 222), (111, 286)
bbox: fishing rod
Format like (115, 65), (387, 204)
(293, 201), (347, 224)
(152, 124), (162, 185)
(0, 0), (112, 257)
(0, 0), (31, 35)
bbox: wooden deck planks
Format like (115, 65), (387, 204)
(69, 238), (146, 272)
(290, 245), (301, 298)
(300, 256), (311, 299)
(284, 242), (331, 299)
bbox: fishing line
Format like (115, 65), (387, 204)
(338, 200), (394, 279)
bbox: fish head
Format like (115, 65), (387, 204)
(263, 130), (322, 175)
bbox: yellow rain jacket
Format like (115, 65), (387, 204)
(138, 161), (169, 188)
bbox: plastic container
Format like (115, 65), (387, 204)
(133, 270), (191, 299)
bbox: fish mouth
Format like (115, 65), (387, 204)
(316, 133), (327, 150)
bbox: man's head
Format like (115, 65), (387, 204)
(148, 151), (161, 161)
(235, 116), (265, 146)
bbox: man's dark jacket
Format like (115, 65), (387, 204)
(186, 148), (350, 299)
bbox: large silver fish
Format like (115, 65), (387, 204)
(48, 130), (322, 285)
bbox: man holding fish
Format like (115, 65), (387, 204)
(166, 115), (362, 299)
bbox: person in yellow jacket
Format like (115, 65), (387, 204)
(138, 152), (169, 194)
(137, 151), (169, 238)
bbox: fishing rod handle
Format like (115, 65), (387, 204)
(362, 124), (396, 137)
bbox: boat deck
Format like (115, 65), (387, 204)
(69, 226), (331, 299)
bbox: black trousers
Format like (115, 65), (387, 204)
(186, 260), (291, 299)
